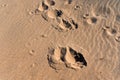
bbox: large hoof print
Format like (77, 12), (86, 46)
(47, 46), (87, 70)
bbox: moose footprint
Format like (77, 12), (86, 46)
(47, 46), (87, 70)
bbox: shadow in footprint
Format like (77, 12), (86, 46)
(69, 48), (87, 66)
(62, 19), (72, 29)
(60, 48), (67, 62)
(86, 17), (98, 25)
(91, 17), (97, 24)
(44, 0), (55, 6)
(56, 10), (63, 17)
(42, 2), (49, 10)
(71, 19), (78, 29)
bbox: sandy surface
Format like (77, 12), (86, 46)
(0, 0), (120, 80)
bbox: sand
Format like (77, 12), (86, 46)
(0, 0), (120, 80)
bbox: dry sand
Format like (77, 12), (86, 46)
(0, 0), (120, 80)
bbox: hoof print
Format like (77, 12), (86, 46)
(86, 17), (97, 24)
(44, 0), (55, 6)
(103, 27), (117, 36)
(83, 14), (98, 25)
(47, 46), (87, 70)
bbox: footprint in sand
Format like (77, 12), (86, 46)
(88, 17), (97, 24)
(82, 13), (99, 25)
(44, 0), (55, 6)
(37, 1), (48, 12)
(86, 17), (98, 25)
(47, 46), (87, 70)
(38, 0), (78, 31)
(103, 26), (117, 36)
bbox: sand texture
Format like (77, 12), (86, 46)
(0, 0), (120, 80)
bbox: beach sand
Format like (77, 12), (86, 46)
(0, 0), (120, 80)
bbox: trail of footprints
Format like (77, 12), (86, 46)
(35, 0), (120, 40)
(47, 46), (87, 70)
(102, 25), (120, 42)
(82, 12), (120, 43)
(31, 0), (120, 71)
(37, 0), (78, 31)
